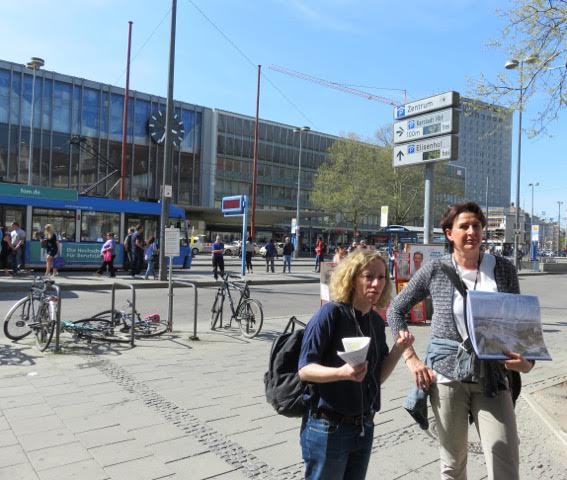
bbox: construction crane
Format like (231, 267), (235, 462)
(268, 64), (405, 107)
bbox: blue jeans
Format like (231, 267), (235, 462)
(283, 255), (291, 272)
(300, 415), (374, 480)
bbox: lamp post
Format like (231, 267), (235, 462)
(293, 126), (310, 258)
(528, 182), (539, 270)
(505, 54), (538, 269)
(558, 201), (564, 255)
(26, 57), (44, 185)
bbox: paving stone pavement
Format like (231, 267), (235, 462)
(1, 286), (566, 479)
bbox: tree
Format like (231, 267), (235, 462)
(476, 0), (567, 135)
(311, 134), (384, 235)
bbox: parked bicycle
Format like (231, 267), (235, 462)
(91, 300), (169, 337)
(3, 278), (125, 351)
(210, 272), (263, 338)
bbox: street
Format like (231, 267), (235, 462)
(0, 274), (566, 479)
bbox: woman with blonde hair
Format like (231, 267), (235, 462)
(42, 224), (61, 277)
(298, 249), (414, 479)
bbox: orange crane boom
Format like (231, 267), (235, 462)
(268, 64), (401, 107)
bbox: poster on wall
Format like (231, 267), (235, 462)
(406, 244), (445, 277)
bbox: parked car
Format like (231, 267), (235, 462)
(259, 242), (284, 257)
(189, 236), (205, 256)
(224, 241), (242, 257)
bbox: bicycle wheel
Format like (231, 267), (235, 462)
(236, 298), (263, 339)
(133, 318), (168, 337)
(210, 290), (223, 330)
(91, 309), (122, 327)
(33, 305), (55, 352)
(4, 296), (33, 340)
(71, 318), (126, 343)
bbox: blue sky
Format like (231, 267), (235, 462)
(2, 0), (565, 222)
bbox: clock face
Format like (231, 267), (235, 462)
(148, 111), (185, 148)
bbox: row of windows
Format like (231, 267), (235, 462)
(0, 68), (201, 152)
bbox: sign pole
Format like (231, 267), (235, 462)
(241, 195), (248, 277)
(423, 164), (433, 244)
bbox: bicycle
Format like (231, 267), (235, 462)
(91, 299), (168, 337)
(4, 278), (129, 351)
(210, 272), (263, 338)
(4, 278), (58, 351)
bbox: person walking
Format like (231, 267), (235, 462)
(211, 235), (225, 280)
(332, 244), (347, 264)
(245, 238), (255, 274)
(10, 222), (26, 274)
(95, 232), (116, 277)
(282, 236), (294, 273)
(123, 227), (135, 272)
(42, 224), (60, 278)
(388, 201), (533, 480)
(0, 226), (11, 276)
(144, 236), (158, 280)
(314, 237), (324, 272)
(131, 224), (145, 277)
(264, 238), (276, 273)
(298, 249), (414, 479)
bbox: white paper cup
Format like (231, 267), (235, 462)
(342, 337), (370, 353)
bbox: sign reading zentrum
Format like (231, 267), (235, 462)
(392, 91), (460, 167)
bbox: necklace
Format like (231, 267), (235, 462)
(453, 253), (482, 291)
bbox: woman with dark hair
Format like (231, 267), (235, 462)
(388, 201), (534, 480)
(42, 224), (61, 278)
(299, 249), (414, 479)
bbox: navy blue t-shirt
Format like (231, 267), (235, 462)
(298, 302), (389, 416)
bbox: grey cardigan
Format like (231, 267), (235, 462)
(387, 254), (520, 379)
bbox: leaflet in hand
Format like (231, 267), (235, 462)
(337, 337), (370, 366)
(466, 291), (552, 361)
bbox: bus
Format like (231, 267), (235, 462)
(0, 182), (191, 269)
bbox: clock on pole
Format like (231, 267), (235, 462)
(148, 111), (185, 147)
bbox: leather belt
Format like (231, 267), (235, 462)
(314, 409), (374, 426)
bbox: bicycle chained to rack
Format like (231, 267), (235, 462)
(4, 278), (130, 351)
(210, 272), (264, 338)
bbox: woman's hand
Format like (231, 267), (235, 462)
(405, 355), (436, 390)
(337, 361), (368, 382)
(396, 330), (415, 350)
(502, 351), (534, 373)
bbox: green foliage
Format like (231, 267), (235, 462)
(475, 0), (567, 136)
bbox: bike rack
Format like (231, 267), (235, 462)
(111, 281), (137, 348)
(52, 283), (63, 354)
(169, 280), (199, 341)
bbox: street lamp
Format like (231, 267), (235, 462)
(528, 182), (539, 269)
(505, 54), (538, 268)
(558, 201), (564, 255)
(293, 126), (310, 258)
(26, 57), (45, 186)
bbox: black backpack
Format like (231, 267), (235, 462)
(264, 316), (311, 417)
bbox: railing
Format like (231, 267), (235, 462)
(169, 280), (199, 340)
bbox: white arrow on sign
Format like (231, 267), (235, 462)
(393, 134), (459, 167)
(393, 108), (458, 144)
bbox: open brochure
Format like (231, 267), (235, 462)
(466, 291), (552, 361)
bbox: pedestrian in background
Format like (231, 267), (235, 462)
(388, 201), (533, 480)
(282, 236), (294, 273)
(212, 235), (225, 280)
(298, 249), (413, 479)
(144, 236), (158, 280)
(10, 222), (26, 274)
(0, 226), (11, 276)
(264, 238), (276, 273)
(42, 224), (60, 278)
(123, 226), (135, 272)
(131, 224), (145, 277)
(96, 232), (116, 277)
(314, 237), (324, 272)
(332, 244), (347, 264)
(245, 238), (255, 274)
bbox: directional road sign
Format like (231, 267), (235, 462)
(393, 108), (458, 144)
(394, 91), (459, 120)
(393, 134), (459, 167)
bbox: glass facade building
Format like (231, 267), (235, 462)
(0, 59), (203, 206)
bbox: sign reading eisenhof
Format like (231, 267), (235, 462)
(393, 135), (459, 167)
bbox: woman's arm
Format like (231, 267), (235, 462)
(299, 362), (368, 384)
(380, 330), (415, 383)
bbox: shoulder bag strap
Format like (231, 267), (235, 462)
(439, 263), (473, 347)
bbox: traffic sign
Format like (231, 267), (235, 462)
(394, 91), (459, 120)
(393, 108), (458, 144)
(164, 227), (180, 257)
(221, 195), (246, 216)
(393, 134), (458, 167)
